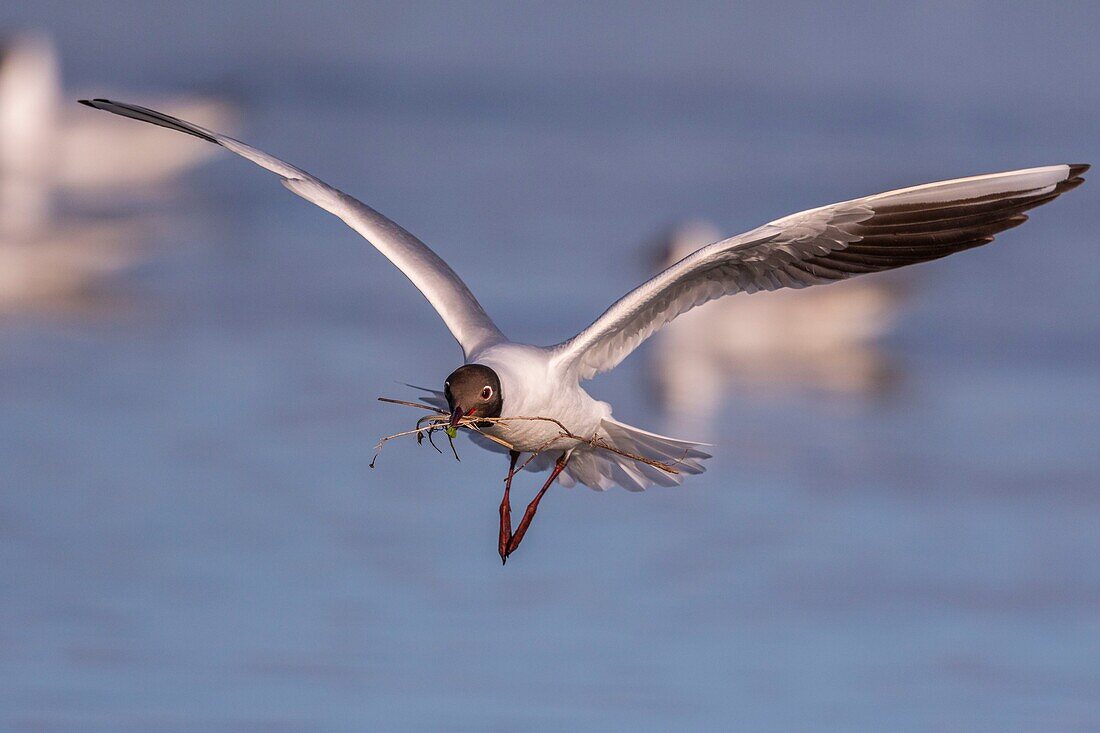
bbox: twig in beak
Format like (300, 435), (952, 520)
(371, 396), (692, 477)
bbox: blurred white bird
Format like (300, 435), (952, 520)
(650, 221), (904, 432)
(0, 32), (235, 311)
(0, 32), (59, 235)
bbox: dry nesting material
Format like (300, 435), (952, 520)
(370, 397), (684, 476)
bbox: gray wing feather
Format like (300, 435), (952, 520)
(553, 164), (1088, 380)
(78, 99), (506, 359)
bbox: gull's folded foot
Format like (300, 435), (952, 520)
(499, 450), (519, 565)
(505, 451), (570, 560)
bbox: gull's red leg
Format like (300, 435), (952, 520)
(499, 450), (520, 565)
(506, 451), (570, 559)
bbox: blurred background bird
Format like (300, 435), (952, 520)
(649, 220), (905, 435)
(0, 31), (235, 311)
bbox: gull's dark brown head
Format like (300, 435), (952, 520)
(444, 364), (503, 428)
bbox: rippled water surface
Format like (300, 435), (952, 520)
(2, 3), (1099, 730)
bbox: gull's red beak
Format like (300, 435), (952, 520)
(449, 405), (464, 428)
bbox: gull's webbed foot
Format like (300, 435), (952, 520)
(499, 451), (519, 565)
(504, 452), (570, 560)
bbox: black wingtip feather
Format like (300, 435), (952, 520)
(1058, 176), (1086, 194)
(1068, 163), (1090, 178)
(803, 175), (1078, 280)
(74, 97), (219, 145)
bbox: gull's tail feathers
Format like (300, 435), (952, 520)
(555, 416), (711, 492)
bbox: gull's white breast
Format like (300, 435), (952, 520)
(471, 342), (609, 453)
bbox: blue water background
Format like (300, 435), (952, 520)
(1, 3), (1099, 730)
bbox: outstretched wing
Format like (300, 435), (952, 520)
(78, 98), (507, 358)
(552, 164), (1088, 380)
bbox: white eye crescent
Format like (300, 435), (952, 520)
(480, 386), (493, 400)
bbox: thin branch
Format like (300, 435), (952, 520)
(416, 414), (444, 454)
(371, 397), (689, 476)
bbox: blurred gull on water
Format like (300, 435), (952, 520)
(650, 220), (904, 434)
(0, 31), (236, 311)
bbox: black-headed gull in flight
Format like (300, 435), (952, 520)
(79, 98), (1087, 562)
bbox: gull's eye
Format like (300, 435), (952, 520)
(480, 386), (493, 400)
